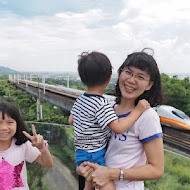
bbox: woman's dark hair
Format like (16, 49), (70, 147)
(77, 51), (112, 87)
(0, 102), (29, 145)
(115, 48), (163, 107)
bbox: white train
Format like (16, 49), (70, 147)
(16, 79), (116, 101)
(154, 105), (190, 130)
(15, 79), (190, 130)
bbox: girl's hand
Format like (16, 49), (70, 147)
(23, 124), (45, 149)
(87, 162), (111, 187)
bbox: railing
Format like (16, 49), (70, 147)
(26, 121), (79, 190)
(25, 122), (190, 190)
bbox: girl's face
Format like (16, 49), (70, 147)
(119, 66), (153, 102)
(0, 112), (17, 143)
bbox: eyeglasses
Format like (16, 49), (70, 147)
(121, 68), (150, 82)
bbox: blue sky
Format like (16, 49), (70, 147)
(0, 0), (190, 73)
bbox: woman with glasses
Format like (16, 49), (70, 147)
(77, 48), (164, 190)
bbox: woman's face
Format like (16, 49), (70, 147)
(119, 66), (153, 102)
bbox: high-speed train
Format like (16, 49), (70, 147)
(15, 79), (116, 101)
(14, 79), (190, 130)
(154, 105), (190, 130)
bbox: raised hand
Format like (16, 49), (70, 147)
(136, 99), (150, 113)
(23, 124), (45, 149)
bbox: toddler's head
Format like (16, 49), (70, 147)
(77, 51), (112, 87)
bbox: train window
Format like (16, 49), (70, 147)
(172, 110), (189, 120)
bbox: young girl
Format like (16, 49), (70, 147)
(0, 102), (53, 190)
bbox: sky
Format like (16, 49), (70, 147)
(0, 0), (190, 74)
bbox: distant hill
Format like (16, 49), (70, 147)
(0, 66), (20, 75)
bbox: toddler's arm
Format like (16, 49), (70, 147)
(68, 114), (74, 125)
(108, 99), (150, 134)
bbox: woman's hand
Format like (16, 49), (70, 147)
(23, 124), (45, 149)
(87, 162), (111, 187)
(76, 161), (94, 179)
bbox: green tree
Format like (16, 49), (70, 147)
(161, 74), (190, 115)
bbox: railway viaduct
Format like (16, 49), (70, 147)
(10, 80), (76, 114)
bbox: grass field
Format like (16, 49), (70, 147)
(145, 149), (190, 190)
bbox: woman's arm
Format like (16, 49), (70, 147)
(120, 137), (164, 180)
(87, 137), (164, 187)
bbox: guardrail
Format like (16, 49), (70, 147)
(26, 121), (78, 190)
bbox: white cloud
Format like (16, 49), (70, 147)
(112, 0), (190, 73)
(0, 10), (109, 72)
(0, 8), (127, 72)
(0, 0), (190, 74)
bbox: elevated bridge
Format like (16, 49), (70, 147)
(8, 78), (115, 113)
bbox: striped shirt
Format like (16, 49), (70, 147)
(71, 93), (118, 152)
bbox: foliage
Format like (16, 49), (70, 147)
(105, 82), (116, 95)
(38, 103), (68, 124)
(49, 125), (76, 177)
(27, 122), (190, 190)
(145, 151), (190, 189)
(0, 80), (16, 97)
(15, 93), (36, 120)
(2, 75), (190, 189)
(45, 78), (67, 86)
(27, 162), (48, 190)
(0, 79), (69, 124)
(70, 84), (86, 90)
(0, 66), (19, 74)
(161, 74), (190, 115)
(27, 123), (77, 179)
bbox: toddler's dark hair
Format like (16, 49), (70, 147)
(77, 51), (112, 87)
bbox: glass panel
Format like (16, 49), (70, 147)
(172, 110), (190, 120)
(26, 121), (78, 190)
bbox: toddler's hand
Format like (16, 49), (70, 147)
(136, 99), (150, 113)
